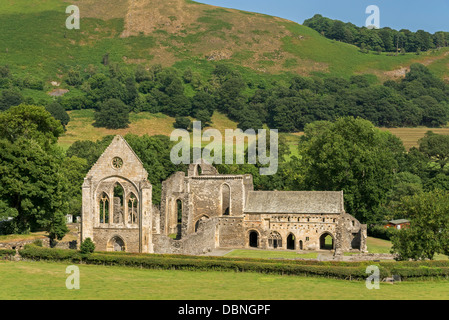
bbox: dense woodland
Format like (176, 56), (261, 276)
(1, 61), (449, 133)
(304, 14), (449, 54)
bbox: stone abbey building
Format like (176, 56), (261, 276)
(81, 135), (367, 255)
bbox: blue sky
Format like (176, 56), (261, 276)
(197, 0), (449, 33)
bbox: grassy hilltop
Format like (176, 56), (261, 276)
(2, 0), (449, 81)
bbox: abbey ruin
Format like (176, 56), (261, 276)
(81, 135), (367, 255)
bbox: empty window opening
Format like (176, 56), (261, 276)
(176, 199), (182, 240)
(128, 193), (138, 225)
(222, 184), (230, 216)
(113, 183), (124, 224)
(99, 192), (110, 224)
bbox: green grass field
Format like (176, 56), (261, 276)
(2, 260), (449, 300)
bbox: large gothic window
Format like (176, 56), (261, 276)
(113, 183), (124, 224)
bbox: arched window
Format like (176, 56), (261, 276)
(113, 183), (124, 224)
(221, 184), (230, 216)
(176, 199), (182, 240)
(99, 193), (109, 224)
(194, 164), (202, 176)
(128, 193), (138, 225)
(268, 231), (282, 249)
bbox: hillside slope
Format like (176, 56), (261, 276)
(1, 0), (449, 81)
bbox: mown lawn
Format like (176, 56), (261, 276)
(1, 260), (449, 300)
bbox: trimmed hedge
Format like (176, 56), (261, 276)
(16, 246), (385, 280)
(0, 249), (16, 259)
(16, 246), (449, 281)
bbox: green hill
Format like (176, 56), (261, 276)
(2, 0), (449, 82)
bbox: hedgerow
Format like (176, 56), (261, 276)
(0, 249), (16, 258)
(16, 245), (449, 281)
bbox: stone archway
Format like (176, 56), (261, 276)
(249, 231), (259, 248)
(107, 236), (126, 252)
(287, 233), (295, 250)
(319, 232), (334, 250)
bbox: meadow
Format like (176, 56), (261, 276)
(1, 260), (449, 300)
(57, 109), (449, 152)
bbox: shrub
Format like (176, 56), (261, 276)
(368, 225), (398, 240)
(32, 239), (43, 247)
(80, 238), (95, 254)
(0, 249), (16, 258)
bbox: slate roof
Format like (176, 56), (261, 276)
(244, 191), (344, 214)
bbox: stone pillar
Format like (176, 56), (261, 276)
(140, 181), (153, 253)
(81, 177), (93, 241)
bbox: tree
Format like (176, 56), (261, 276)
(80, 237), (95, 254)
(65, 68), (83, 87)
(66, 136), (113, 167)
(93, 99), (130, 129)
(0, 137), (68, 239)
(0, 104), (64, 150)
(45, 101), (70, 130)
(174, 116), (192, 131)
(60, 156), (88, 217)
(0, 105), (67, 239)
(391, 190), (449, 260)
(0, 88), (23, 110)
(418, 131), (449, 170)
(298, 117), (403, 224)
(194, 109), (212, 128)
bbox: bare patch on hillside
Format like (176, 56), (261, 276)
(68, 0), (129, 19)
(120, 0), (202, 37)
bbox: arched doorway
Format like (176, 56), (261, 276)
(108, 236), (125, 252)
(287, 234), (295, 250)
(299, 240), (303, 250)
(319, 233), (334, 250)
(249, 231), (258, 248)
